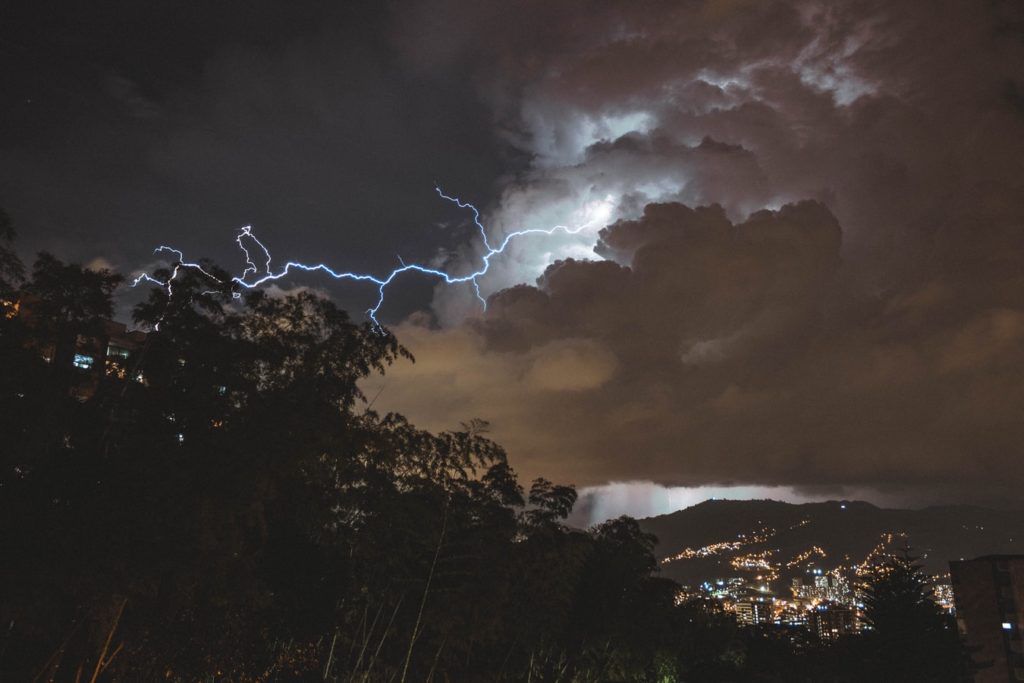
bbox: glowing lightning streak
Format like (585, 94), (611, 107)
(236, 226), (273, 280)
(133, 187), (611, 330)
(130, 247), (235, 329)
(434, 187), (493, 252)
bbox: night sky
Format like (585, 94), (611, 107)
(3, 0), (1024, 517)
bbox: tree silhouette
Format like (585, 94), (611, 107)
(523, 477), (578, 528)
(0, 247), (983, 682)
(0, 207), (23, 300)
(857, 553), (976, 683)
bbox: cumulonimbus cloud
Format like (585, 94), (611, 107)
(370, 0), (1024, 508)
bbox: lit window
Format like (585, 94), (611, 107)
(105, 360), (127, 379)
(1003, 622), (1014, 631)
(107, 345), (130, 359)
(2, 299), (19, 318)
(72, 354), (94, 370)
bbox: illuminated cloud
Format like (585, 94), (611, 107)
(375, 186), (1024, 508)
(568, 482), (907, 528)
(366, 0), (1024, 508)
(7, 0), (1024, 509)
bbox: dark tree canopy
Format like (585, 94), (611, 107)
(854, 554), (977, 683)
(0, 235), (979, 682)
(0, 207), (23, 297)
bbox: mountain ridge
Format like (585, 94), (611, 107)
(635, 498), (1024, 587)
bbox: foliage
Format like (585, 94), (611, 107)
(0, 229), (981, 681)
(851, 554), (977, 683)
(0, 206), (24, 297)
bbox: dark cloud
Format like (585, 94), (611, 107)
(0, 0), (510, 317)
(3, 0), (1024, 507)
(377, 195), (1024, 507)
(372, 0), (1024, 507)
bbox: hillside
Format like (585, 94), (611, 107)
(636, 499), (1024, 587)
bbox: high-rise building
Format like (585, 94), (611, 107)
(949, 555), (1024, 682)
(792, 569), (854, 606)
(808, 602), (857, 642)
(735, 598), (771, 625)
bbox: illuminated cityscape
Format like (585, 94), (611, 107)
(3, 0), (1024, 678)
(665, 522), (959, 637)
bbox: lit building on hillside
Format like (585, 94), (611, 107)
(735, 598), (772, 625)
(932, 577), (957, 615)
(65, 320), (147, 399)
(792, 568), (854, 606)
(9, 297), (147, 399)
(774, 601), (810, 627)
(809, 603), (858, 642)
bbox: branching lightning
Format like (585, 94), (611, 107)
(133, 187), (612, 330)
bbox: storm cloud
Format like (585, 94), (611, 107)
(370, 0), (1024, 507)
(3, 0), (1024, 509)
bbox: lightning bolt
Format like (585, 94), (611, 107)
(133, 187), (609, 330)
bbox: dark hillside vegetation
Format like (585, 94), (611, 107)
(0, 227), (979, 682)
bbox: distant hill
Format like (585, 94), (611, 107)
(636, 499), (1024, 587)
